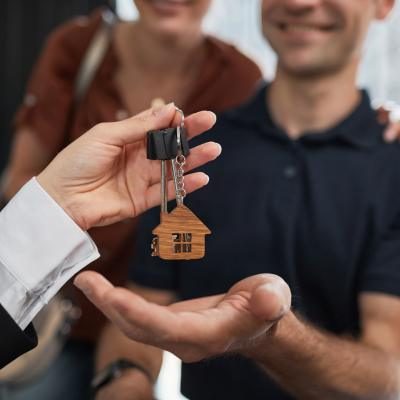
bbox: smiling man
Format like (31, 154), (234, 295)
(76, 1), (400, 399)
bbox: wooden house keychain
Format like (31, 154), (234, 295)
(147, 108), (211, 260)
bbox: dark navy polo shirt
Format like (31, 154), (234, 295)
(130, 85), (400, 400)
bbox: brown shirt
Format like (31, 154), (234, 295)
(14, 8), (262, 342)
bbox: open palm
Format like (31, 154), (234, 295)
(75, 271), (291, 363)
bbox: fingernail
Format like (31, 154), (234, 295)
(263, 283), (288, 316)
(203, 174), (210, 185)
(153, 102), (175, 117)
(263, 282), (281, 296)
(74, 276), (92, 296)
(209, 111), (217, 124)
(214, 143), (222, 156)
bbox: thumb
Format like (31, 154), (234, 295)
(74, 271), (114, 308)
(91, 103), (177, 146)
(249, 278), (291, 322)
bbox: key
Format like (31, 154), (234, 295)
(148, 108), (211, 260)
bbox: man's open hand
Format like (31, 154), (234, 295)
(74, 272), (291, 363)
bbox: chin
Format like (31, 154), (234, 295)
(148, 20), (188, 38)
(277, 48), (339, 77)
(280, 58), (343, 78)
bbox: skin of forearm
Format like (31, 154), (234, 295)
(96, 322), (163, 386)
(245, 312), (400, 400)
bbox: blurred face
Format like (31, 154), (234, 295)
(261, 0), (394, 77)
(134, 0), (212, 38)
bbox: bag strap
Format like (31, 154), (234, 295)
(73, 9), (117, 103)
(59, 9), (118, 302)
(0, 10), (117, 210)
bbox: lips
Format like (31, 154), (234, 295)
(276, 21), (337, 34)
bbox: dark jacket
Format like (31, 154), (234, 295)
(0, 305), (37, 369)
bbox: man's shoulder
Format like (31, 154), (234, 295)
(371, 139), (400, 180)
(351, 129), (400, 212)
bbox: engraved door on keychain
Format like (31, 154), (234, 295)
(147, 108), (211, 260)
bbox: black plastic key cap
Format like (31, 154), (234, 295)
(147, 127), (190, 160)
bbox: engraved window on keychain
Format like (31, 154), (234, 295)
(147, 107), (211, 260)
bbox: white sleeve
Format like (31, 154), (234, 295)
(0, 178), (99, 330)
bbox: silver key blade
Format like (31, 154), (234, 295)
(161, 160), (168, 213)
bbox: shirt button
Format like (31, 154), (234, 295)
(116, 109), (129, 120)
(284, 165), (297, 179)
(24, 93), (37, 107)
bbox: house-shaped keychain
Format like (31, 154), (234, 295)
(152, 204), (211, 260)
(147, 108), (211, 261)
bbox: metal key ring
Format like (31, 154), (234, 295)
(175, 107), (185, 128)
(175, 107), (185, 148)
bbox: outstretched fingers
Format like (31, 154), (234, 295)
(74, 271), (182, 346)
(73, 271), (290, 362)
(91, 106), (216, 147)
(144, 141), (221, 208)
(147, 140), (221, 184)
(180, 111), (217, 140)
(145, 172), (210, 210)
(181, 141), (222, 173)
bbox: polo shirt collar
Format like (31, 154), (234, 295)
(227, 82), (384, 149)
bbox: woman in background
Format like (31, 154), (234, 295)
(1, 1), (262, 399)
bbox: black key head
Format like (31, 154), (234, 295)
(147, 127), (190, 160)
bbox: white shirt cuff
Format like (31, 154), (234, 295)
(0, 178), (99, 329)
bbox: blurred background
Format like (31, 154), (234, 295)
(0, 0), (113, 177)
(1, 1), (400, 399)
(2, 0), (400, 177)
(2, 0), (400, 176)
(117, 0), (400, 101)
